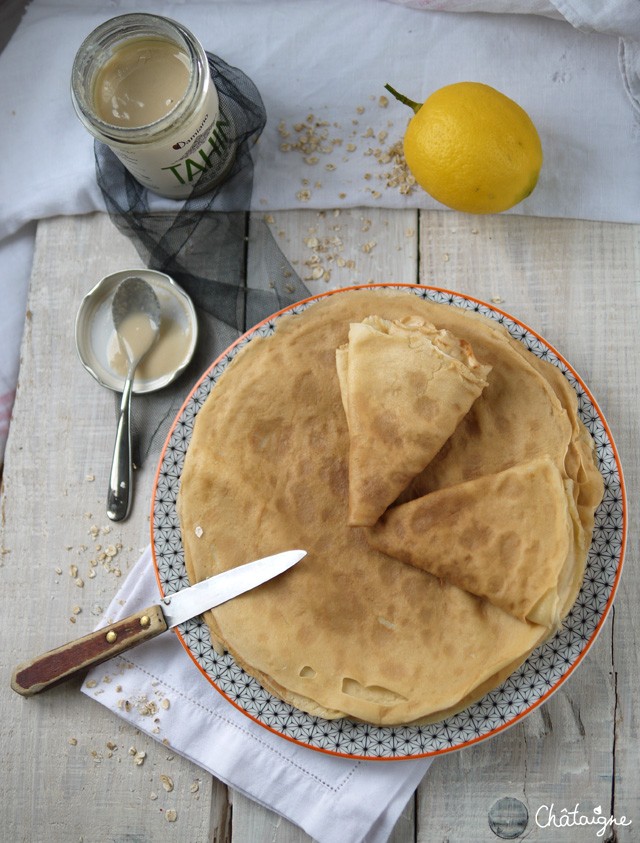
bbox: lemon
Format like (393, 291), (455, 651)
(386, 82), (543, 214)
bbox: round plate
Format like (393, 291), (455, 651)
(151, 284), (626, 759)
(75, 268), (198, 394)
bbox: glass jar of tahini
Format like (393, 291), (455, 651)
(71, 13), (234, 199)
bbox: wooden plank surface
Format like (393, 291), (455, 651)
(1, 209), (637, 842)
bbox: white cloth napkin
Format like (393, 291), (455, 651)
(81, 547), (432, 843)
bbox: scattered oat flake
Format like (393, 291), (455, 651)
(161, 699), (171, 710)
(69, 737), (78, 746)
(372, 138), (417, 195)
(160, 774), (174, 792)
(138, 699), (158, 717)
(69, 564), (78, 578)
(190, 780), (200, 794)
(85, 474), (95, 482)
(165, 810), (178, 823)
(279, 114), (342, 158)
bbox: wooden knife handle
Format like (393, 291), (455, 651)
(10, 604), (167, 697)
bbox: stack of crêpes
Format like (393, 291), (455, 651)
(178, 289), (603, 726)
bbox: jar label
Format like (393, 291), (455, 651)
(106, 83), (234, 198)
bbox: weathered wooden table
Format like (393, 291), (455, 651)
(1, 208), (637, 842)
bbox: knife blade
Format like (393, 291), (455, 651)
(11, 549), (306, 697)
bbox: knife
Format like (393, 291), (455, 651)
(11, 549), (306, 697)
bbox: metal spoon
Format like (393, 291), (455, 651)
(107, 277), (161, 522)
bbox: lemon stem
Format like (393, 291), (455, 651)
(384, 83), (422, 114)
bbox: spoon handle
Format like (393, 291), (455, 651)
(107, 371), (135, 522)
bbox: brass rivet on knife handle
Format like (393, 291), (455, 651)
(10, 604), (168, 697)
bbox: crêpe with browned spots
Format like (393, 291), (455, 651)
(367, 456), (584, 629)
(336, 315), (491, 526)
(177, 288), (602, 725)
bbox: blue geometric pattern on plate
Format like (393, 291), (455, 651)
(152, 285), (625, 759)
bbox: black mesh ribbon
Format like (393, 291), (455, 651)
(94, 54), (309, 470)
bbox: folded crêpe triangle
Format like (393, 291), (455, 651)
(336, 316), (491, 526)
(367, 456), (584, 629)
